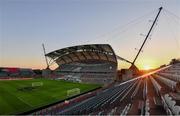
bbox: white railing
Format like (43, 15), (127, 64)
(145, 99), (150, 116)
(131, 79), (142, 98)
(120, 104), (131, 116)
(150, 76), (162, 95)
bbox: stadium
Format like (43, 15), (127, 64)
(46, 44), (117, 84)
(1, 3), (180, 115)
(0, 44), (118, 114)
(1, 42), (180, 115)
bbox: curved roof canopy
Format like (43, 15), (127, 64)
(46, 44), (117, 66)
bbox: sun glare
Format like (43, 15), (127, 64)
(143, 65), (151, 70)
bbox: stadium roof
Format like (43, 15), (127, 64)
(46, 44), (117, 66)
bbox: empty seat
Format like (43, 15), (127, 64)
(172, 105), (180, 115)
(168, 100), (176, 109)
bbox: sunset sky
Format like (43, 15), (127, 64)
(0, 0), (180, 70)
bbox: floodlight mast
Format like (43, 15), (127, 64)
(131, 7), (163, 67)
(42, 43), (50, 69)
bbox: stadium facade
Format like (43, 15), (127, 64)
(46, 44), (117, 84)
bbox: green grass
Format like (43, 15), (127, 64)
(0, 78), (101, 114)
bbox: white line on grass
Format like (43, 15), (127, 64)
(15, 96), (33, 108)
(5, 89), (33, 108)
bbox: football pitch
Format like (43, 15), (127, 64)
(0, 78), (101, 114)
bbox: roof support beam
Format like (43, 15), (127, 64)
(81, 52), (88, 60)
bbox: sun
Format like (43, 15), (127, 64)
(143, 65), (151, 70)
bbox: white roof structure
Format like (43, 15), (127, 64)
(46, 44), (117, 66)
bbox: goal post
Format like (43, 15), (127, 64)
(67, 88), (80, 97)
(32, 82), (43, 87)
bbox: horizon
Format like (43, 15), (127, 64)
(0, 0), (180, 70)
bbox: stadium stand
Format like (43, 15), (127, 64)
(153, 74), (177, 91)
(0, 67), (34, 78)
(46, 44), (117, 84)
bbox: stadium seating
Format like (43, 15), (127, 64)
(153, 74), (177, 90)
(172, 105), (180, 115)
(131, 79), (142, 99)
(58, 81), (134, 115)
(145, 99), (150, 115)
(121, 104), (131, 115)
(0, 72), (8, 77)
(55, 62), (116, 84)
(161, 95), (173, 115)
(163, 94), (180, 115)
(33, 63), (180, 115)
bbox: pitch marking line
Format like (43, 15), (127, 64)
(15, 96), (33, 107)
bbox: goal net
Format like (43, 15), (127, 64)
(67, 88), (80, 97)
(32, 82), (43, 87)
